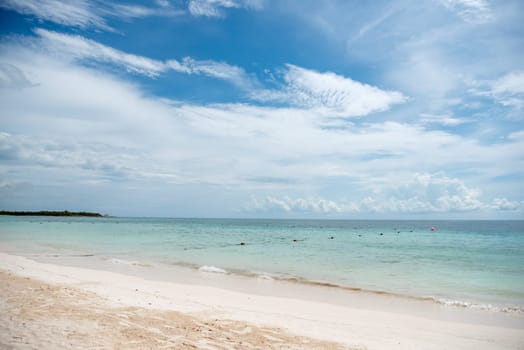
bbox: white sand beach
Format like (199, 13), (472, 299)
(1, 251), (523, 349)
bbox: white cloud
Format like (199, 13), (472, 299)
(34, 29), (252, 87)
(32, 29), (406, 107)
(35, 28), (165, 77)
(491, 198), (521, 211)
(397, 172), (485, 212)
(491, 71), (524, 95)
(508, 130), (524, 141)
(188, 0), (238, 17)
(188, 0), (262, 17)
(387, 47), (462, 100)
(469, 71), (524, 110)
(171, 57), (254, 89)
(246, 173), (520, 214)
(0, 132), (128, 173)
(247, 196), (346, 213)
(0, 0), (184, 31)
(439, 0), (493, 23)
(0, 63), (36, 89)
(156, 0), (170, 7)
(1, 39), (523, 217)
(252, 64), (407, 117)
(419, 113), (470, 126)
(0, 0), (110, 30)
(488, 71), (524, 109)
(104, 3), (183, 19)
(274, 0), (521, 128)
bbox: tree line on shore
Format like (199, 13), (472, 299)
(0, 210), (105, 217)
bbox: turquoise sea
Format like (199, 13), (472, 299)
(1, 217), (523, 312)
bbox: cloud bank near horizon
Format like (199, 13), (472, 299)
(0, 0), (523, 218)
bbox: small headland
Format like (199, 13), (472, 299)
(0, 210), (106, 217)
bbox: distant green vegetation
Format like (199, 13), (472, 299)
(0, 210), (105, 217)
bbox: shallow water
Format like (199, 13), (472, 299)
(1, 217), (523, 312)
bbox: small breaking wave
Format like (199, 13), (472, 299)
(256, 273), (275, 280)
(198, 265), (227, 274)
(434, 298), (524, 314)
(109, 258), (151, 267)
(168, 261), (524, 314)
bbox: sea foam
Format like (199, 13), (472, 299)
(109, 258), (147, 267)
(199, 265), (227, 274)
(434, 297), (524, 313)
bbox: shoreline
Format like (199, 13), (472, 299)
(2, 217), (522, 314)
(4, 239), (522, 317)
(37, 254), (524, 316)
(1, 251), (523, 349)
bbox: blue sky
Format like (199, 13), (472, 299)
(0, 0), (523, 218)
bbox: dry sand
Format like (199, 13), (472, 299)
(0, 269), (347, 349)
(0, 252), (523, 349)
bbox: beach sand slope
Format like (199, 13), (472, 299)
(0, 269), (349, 349)
(1, 252), (523, 350)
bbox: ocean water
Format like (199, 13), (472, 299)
(1, 216), (523, 312)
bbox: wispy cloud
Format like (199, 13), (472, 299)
(252, 64), (407, 117)
(419, 113), (471, 126)
(34, 28), (253, 87)
(156, 0), (170, 7)
(102, 3), (184, 19)
(0, 0), (184, 31)
(1, 24), (523, 217)
(350, 6), (397, 43)
(35, 28), (164, 77)
(169, 57), (255, 89)
(439, 0), (494, 23)
(0, 63), (36, 89)
(0, 0), (110, 30)
(32, 29), (405, 108)
(286, 0), (517, 131)
(470, 71), (524, 111)
(188, 0), (263, 17)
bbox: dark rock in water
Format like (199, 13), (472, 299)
(380, 233), (384, 236)
(358, 234), (362, 237)
(329, 236), (334, 239)
(239, 242), (246, 246)
(293, 239), (298, 242)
